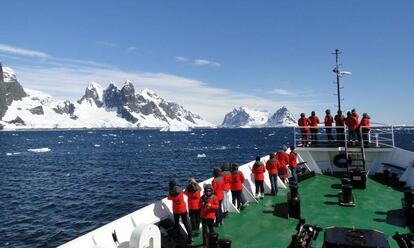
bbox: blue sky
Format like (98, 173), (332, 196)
(1, 0), (413, 124)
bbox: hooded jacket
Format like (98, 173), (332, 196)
(324, 115), (334, 126)
(252, 161), (266, 181)
(266, 158), (279, 175)
(289, 151), (298, 168)
(200, 194), (219, 219)
(212, 176), (225, 201)
(276, 150), (289, 166)
(298, 117), (310, 132)
(231, 168), (245, 191)
(184, 183), (201, 210)
(168, 186), (187, 214)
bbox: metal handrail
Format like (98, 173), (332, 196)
(293, 124), (395, 148)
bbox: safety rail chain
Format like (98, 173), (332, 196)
(293, 125), (395, 148)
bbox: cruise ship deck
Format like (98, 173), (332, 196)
(190, 175), (409, 247)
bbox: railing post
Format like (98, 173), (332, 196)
(375, 134), (379, 147)
(391, 125), (395, 147)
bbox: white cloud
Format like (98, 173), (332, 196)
(193, 59), (221, 67)
(271, 88), (296, 96)
(0, 43), (49, 58)
(13, 63), (321, 124)
(1, 43), (322, 124)
(126, 46), (138, 53)
(95, 41), (116, 47)
(175, 56), (189, 63)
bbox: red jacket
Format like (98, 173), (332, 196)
(289, 152), (298, 168)
(276, 151), (289, 166)
(309, 116), (320, 127)
(298, 117), (310, 132)
(231, 171), (245, 191)
(221, 171), (232, 191)
(266, 158), (279, 175)
(335, 115), (345, 126)
(212, 177), (225, 201)
(324, 115), (333, 126)
(168, 192), (187, 214)
(252, 161), (266, 181)
(345, 117), (358, 131)
(360, 117), (371, 131)
(353, 113), (360, 126)
(200, 195), (219, 219)
(184, 188), (201, 210)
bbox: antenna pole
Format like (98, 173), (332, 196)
(334, 49), (342, 113)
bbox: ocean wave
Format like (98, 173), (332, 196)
(28, 148), (51, 153)
(197, 153), (206, 158)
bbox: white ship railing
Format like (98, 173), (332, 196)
(58, 155), (283, 248)
(293, 124), (395, 148)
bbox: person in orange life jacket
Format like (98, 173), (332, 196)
(212, 168), (225, 226)
(324, 109), (334, 141)
(184, 178), (201, 232)
(200, 184), (219, 246)
(298, 113), (311, 147)
(352, 108), (361, 142)
(168, 180), (192, 243)
(230, 163), (245, 210)
(252, 156), (266, 198)
(335, 110), (345, 142)
(266, 153), (279, 195)
(360, 113), (371, 145)
(220, 163), (232, 218)
(309, 111), (320, 144)
(289, 146), (299, 183)
(276, 145), (289, 184)
(345, 111), (358, 142)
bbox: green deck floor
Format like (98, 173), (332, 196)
(191, 176), (409, 247)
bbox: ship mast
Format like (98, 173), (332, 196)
(333, 48), (342, 113)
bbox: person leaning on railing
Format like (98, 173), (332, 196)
(309, 111), (320, 144)
(345, 111), (358, 142)
(335, 110), (345, 142)
(324, 109), (334, 142)
(359, 113), (371, 145)
(298, 113), (311, 147)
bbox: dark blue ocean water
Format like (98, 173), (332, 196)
(1, 128), (414, 248)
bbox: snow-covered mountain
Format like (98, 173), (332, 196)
(265, 106), (297, 127)
(0, 64), (215, 130)
(221, 106), (297, 128)
(221, 106), (270, 128)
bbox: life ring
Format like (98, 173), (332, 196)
(333, 154), (349, 168)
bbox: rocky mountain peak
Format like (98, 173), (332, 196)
(266, 106), (297, 127)
(78, 82), (103, 107)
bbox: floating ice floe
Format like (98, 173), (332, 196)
(94, 144), (101, 147)
(6, 152), (21, 156)
(28, 148), (51, 153)
(197, 153), (206, 158)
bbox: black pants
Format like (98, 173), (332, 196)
(326, 128), (334, 141)
(215, 200), (223, 225)
(189, 209), (201, 230)
(174, 212), (192, 239)
(310, 128), (318, 144)
(202, 218), (215, 245)
(231, 190), (243, 209)
(336, 127), (345, 142)
(269, 174), (278, 195)
(255, 180), (264, 194)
